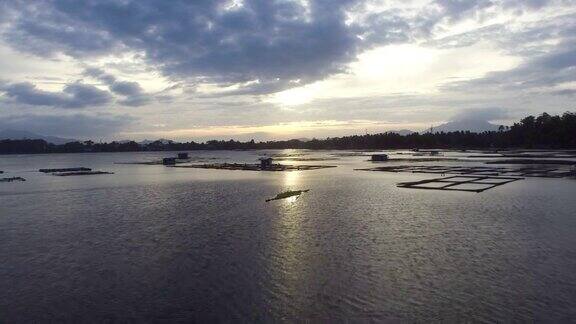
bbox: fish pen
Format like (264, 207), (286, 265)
(397, 175), (523, 193)
(52, 171), (114, 176)
(39, 167), (92, 173)
(1, 177), (26, 183)
(485, 159), (576, 165)
(116, 159), (191, 165)
(357, 165), (576, 178)
(173, 163), (336, 172)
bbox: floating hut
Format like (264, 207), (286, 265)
(371, 154), (389, 162)
(259, 157), (274, 169)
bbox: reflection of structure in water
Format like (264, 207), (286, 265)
(163, 157), (177, 165)
(371, 154), (388, 162)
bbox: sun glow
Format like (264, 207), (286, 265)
(267, 42), (519, 107)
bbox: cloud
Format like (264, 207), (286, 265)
(0, 0), (574, 141)
(0, 81), (112, 108)
(445, 39), (576, 93)
(0, 0), (464, 95)
(0, 0), (569, 96)
(552, 88), (576, 96)
(434, 0), (495, 21)
(0, 1), (357, 93)
(450, 107), (509, 122)
(84, 67), (152, 106)
(0, 113), (136, 138)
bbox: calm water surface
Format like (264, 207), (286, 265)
(1, 150), (576, 322)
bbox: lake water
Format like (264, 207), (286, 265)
(1, 150), (576, 322)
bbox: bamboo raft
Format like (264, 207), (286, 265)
(266, 189), (310, 202)
(173, 163), (336, 172)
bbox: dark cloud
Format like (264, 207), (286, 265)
(0, 113), (135, 138)
(0, 0), (567, 95)
(0, 0), (415, 94)
(84, 67), (152, 106)
(0, 81), (112, 108)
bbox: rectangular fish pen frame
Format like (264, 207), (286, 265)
(397, 175), (523, 193)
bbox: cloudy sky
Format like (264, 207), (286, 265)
(0, 0), (575, 141)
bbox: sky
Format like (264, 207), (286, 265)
(0, 0), (575, 142)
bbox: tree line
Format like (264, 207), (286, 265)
(1, 112), (575, 154)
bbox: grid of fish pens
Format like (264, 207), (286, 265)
(397, 175), (524, 193)
(359, 165), (575, 178)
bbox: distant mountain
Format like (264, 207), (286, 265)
(432, 120), (501, 133)
(0, 129), (76, 145)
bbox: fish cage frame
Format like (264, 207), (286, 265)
(397, 175), (523, 193)
(358, 165), (575, 178)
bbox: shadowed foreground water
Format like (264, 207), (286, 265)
(1, 151), (576, 321)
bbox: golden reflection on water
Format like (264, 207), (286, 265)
(267, 169), (312, 310)
(281, 171), (303, 204)
(284, 170), (300, 187)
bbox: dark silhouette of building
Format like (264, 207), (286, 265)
(260, 157), (273, 169)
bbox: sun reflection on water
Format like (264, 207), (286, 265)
(264, 168), (313, 314)
(284, 170), (300, 187)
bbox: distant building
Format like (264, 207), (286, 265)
(371, 154), (389, 162)
(163, 157), (177, 165)
(177, 152), (189, 159)
(259, 157), (274, 169)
